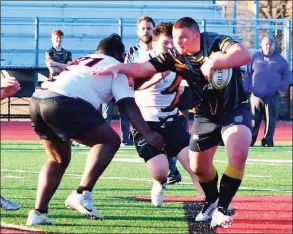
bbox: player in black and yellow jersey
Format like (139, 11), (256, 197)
(93, 17), (252, 229)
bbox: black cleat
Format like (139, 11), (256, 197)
(167, 171), (182, 185)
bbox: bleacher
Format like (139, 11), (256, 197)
(1, 1), (224, 68)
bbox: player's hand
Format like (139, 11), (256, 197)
(161, 71), (171, 79)
(145, 132), (166, 150)
(277, 90), (286, 98)
(1, 76), (19, 89)
(200, 59), (215, 83)
(2, 80), (21, 96)
(178, 86), (185, 96)
(92, 64), (120, 78)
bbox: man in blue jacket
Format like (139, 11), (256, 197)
(243, 36), (292, 147)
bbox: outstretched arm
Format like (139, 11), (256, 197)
(93, 61), (158, 79)
(135, 71), (170, 90)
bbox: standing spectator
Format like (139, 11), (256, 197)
(121, 15), (155, 146)
(125, 15), (182, 182)
(243, 36), (292, 147)
(45, 29), (72, 81)
(1, 75), (21, 210)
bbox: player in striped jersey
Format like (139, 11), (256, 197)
(128, 22), (204, 207)
(125, 16), (183, 186)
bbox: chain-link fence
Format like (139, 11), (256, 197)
(202, 18), (292, 69)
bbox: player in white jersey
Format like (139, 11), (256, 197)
(128, 22), (204, 207)
(26, 34), (165, 226)
(125, 16), (183, 185)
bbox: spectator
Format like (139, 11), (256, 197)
(243, 36), (292, 147)
(1, 74), (21, 210)
(45, 29), (72, 81)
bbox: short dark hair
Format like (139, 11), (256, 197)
(51, 29), (64, 37)
(96, 34), (125, 62)
(152, 22), (173, 41)
(173, 17), (200, 32)
(137, 15), (155, 28)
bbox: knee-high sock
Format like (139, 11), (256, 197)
(218, 163), (244, 209)
(198, 165), (219, 203)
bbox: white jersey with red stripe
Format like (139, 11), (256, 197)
(47, 53), (134, 110)
(125, 45), (179, 122)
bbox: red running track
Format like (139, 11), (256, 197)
(136, 195), (292, 234)
(0, 121), (292, 142)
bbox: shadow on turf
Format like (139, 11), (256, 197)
(184, 202), (216, 234)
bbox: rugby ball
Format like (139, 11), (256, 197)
(209, 52), (233, 90)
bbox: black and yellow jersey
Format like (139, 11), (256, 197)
(149, 32), (248, 116)
(46, 47), (72, 65)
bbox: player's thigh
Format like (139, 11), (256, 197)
(189, 116), (221, 173)
(133, 123), (166, 163)
(30, 96), (64, 142)
(39, 95), (119, 146)
(221, 124), (251, 167)
(165, 115), (190, 158)
(221, 104), (252, 167)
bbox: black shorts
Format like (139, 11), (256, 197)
(30, 89), (105, 142)
(189, 103), (252, 152)
(177, 87), (194, 110)
(132, 115), (190, 162)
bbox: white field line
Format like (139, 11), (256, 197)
(1, 169), (272, 179)
(113, 157), (292, 165)
(1, 170), (291, 193)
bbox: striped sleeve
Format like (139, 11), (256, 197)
(124, 46), (136, 64)
(216, 35), (238, 53)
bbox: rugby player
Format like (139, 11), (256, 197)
(26, 34), (165, 226)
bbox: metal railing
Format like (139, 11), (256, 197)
(1, 17), (292, 69)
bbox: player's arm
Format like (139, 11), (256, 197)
(201, 35), (251, 81)
(135, 72), (170, 90)
(92, 61), (157, 79)
(112, 74), (165, 149)
(211, 35), (251, 69)
(48, 61), (70, 69)
(211, 43), (251, 69)
(93, 50), (175, 79)
(117, 97), (165, 149)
